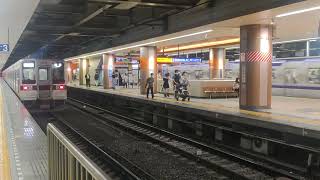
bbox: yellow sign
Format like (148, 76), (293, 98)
(157, 57), (173, 63)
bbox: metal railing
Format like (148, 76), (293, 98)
(47, 123), (112, 180)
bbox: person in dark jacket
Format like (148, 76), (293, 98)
(85, 73), (91, 87)
(163, 73), (170, 97)
(145, 73), (155, 99)
(94, 71), (99, 86)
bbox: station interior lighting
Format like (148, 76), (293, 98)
(160, 38), (240, 53)
(65, 29), (213, 61)
(276, 6), (320, 18)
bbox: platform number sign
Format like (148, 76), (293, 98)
(0, 44), (9, 52)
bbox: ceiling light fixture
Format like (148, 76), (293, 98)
(65, 29), (213, 61)
(276, 6), (320, 18)
(160, 38), (240, 53)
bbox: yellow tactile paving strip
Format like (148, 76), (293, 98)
(0, 85), (11, 180)
(69, 85), (320, 131)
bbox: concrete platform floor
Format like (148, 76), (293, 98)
(68, 84), (320, 132)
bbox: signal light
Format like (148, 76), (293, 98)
(21, 86), (29, 91)
(58, 85), (65, 90)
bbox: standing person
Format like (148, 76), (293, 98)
(173, 70), (181, 98)
(145, 73), (155, 99)
(85, 73), (91, 87)
(123, 73), (128, 88)
(112, 71), (117, 90)
(163, 73), (170, 97)
(94, 71), (99, 86)
(114, 70), (119, 86)
(233, 77), (240, 96)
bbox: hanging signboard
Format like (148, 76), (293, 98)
(173, 58), (201, 63)
(157, 57), (173, 63)
(0, 44), (9, 52)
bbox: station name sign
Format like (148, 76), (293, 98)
(157, 57), (201, 64)
(0, 44), (9, 52)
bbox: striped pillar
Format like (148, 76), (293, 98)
(209, 48), (225, 79)
(102, 54), (114, 89)
(140, 46), (157, 94)
(239, 24), (273, 109)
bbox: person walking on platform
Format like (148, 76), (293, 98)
(145, 73), (155, 99)
(163, 73), (170, 97)
(123, 73), (128, 88)
(85, 73), (91, 87)
(233, 77), (240, 97)
(94, 71), (99, 86)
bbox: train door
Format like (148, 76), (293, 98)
(37, 65), (52, 100)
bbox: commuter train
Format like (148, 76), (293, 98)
(3, 59), (67, 106)
(225, 58), (320, 98)
(166, 58), (320, 98)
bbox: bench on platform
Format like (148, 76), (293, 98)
(203, 87), (237, 99)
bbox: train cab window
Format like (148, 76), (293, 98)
(52, 63), (65, 84)
(22, 62), (36, 84)
(39, 68), (48, 81)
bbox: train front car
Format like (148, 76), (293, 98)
(51, 61), (67, 106)
(20, 60), (38, 103)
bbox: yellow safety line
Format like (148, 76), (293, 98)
(0, 84), (11, 180)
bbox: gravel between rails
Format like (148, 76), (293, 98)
(53, 105), (229, 180)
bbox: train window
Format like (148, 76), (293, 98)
(39, 68), (48, 81)
(273, 41), (307, 58)
(309, 39), (320, 56)
(52, 63), (65, 84)
(22, 68), (35, 84)
(308, 68), (320, 84)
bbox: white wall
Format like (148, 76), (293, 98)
(0, 0), (40, 69)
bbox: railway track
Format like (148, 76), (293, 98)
(50, 120), (150, 180)
(66, 97), (301, 180)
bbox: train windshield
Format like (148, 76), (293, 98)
(52, 62), (65, 84)
(22, 62), (36, 84)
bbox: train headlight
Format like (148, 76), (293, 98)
(53, 63), (62, 68)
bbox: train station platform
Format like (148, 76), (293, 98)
(0, 79), (47, 180)
(68, 84), (320, 139)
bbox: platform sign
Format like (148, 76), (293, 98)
(173, 58), (201, 63)
(0, 44), (9, 52)
(157, 57), (173, 64)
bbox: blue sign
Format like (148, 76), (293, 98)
(0, 44), (9, 52)
(173, 58), (201, 63)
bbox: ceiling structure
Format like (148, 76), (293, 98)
(4, 0), (304, 69)
(64, 0), (320, 61)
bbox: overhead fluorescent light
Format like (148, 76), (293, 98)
(160, 38), (240, 53)
(276, 6), (320, 18)
(64, 29), (213, 61)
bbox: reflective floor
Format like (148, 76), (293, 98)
(0, 79), (47, 180)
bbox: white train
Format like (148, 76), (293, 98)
(164, 58), (320, 98)
(3, 59), (67, 105)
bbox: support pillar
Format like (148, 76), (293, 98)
(239, 24), (273, 109)
(79, 58), (89, 85)
(64, 62), (72, 84)
(140, 46), (157, 94)
(102, 54), (114, 89)
(209, 48), (225, 79)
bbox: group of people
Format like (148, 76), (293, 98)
(84, 71), (100, 88)
(145, 70), (190, 99)
(111, 70), (131, 89)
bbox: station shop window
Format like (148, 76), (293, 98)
(308, 68), (320, 84)
(309, 39), (320, 56)
(39, 68), (48, 81)
(273, 41), (307, 58)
